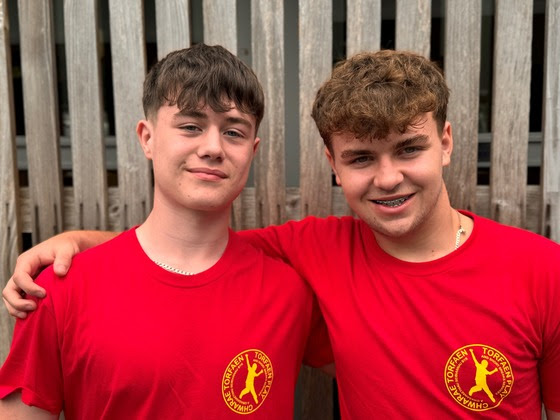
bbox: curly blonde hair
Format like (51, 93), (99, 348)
(311, 50), (449, 151)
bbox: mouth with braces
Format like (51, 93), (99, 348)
(372, 194), (412, 208)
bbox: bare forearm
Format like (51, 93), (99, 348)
(0, 393), (58, 419)
(546, 408), (560, 420)
(73, 230), (120, 252)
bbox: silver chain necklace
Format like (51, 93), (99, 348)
(455, 210), (466, 250)
(154, 260), (195, 276)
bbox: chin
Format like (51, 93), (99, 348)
(360, 215), (417, 238)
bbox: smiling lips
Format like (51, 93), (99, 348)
(372, 194), (413, 207)
(188, 167), (227, 179)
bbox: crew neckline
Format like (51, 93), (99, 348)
(130, 227), (239, 288)
(359, 210), (478, 276)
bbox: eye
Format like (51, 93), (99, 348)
(400, 146), (423, 156)
(350, 156), (372, 165)
(224, 130), (243, 138)
(180, 124), (201, 133)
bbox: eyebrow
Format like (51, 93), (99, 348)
(173, 109), (206, 121)
(340, 149), (373, 159)
(396, 134), (429, 148)
(223, 116), (253, 129)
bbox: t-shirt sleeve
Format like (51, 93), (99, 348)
(238, 220), (314, 274)
(238, 226), (294, 262)
(0, 267), (64, 414)
(302, 298), (334, 368)
(539, 258), (560, 412)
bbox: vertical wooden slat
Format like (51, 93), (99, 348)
(252, 0), (286, 228)
(202, 0), (245, 228)
(155, 0), (190, 59)
(203, 0), (236, 51)
(443, 0), (481, 212)
(298, 0), (334, 418)
(17, 0), (63, 242)
(0, 0), (18, 363)
(395, 0), (431, 57)
(346, 0), (381, 56)
(109, 0), (152, 230)
(541, 0), (560, 241)
(299, 0), (333, 220)
(490, 0), (533, 227)
(64, 0), (107, 230)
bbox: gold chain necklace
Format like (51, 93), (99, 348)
(455, 210), (466, 250)
(154, 260), (195, 276)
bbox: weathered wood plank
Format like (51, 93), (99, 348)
(541, 0), (560, 241)
(298, 1), (334, 417)
(299, 0), (333, 220)
(202, 0), (236, 52)
(395, 0), (431, 57)
(251, 0), (286, 227)
(490, 0), (533, 228)
(109, 0), (152, 230)
(64, 0), (107, 230)
(443, 0), (481, 212)
(346, 0), (381, 56)
(17, 0), (63, 242)
(0, 0), (18, 364)
(155, 0), (190, 59)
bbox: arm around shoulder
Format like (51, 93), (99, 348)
(3, 230), (119, 317)
(0, 392), (58, 419)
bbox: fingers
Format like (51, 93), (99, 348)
(2, 278), (37, 319)
(52, 253), (73, 277)
(12, 267), (46, 299)
(12, 249), (49, 299)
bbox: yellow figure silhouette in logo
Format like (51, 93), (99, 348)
(239, 354), (263, 404)
(468, 349), (498, 403)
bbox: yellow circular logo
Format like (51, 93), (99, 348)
(444, 344), (514, 411)
(222, 349), (274, 415)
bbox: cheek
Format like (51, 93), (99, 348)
(231, 148), (255, 171)
(338, 170), (370, 195)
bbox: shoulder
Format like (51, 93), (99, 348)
(467, 213), (560, 277)
(36, 229), (139, 297)
(69, 228), (138, 269)
(232, 232), (310, 287)
(472, 213), (559, 253)
(273, 215), (361, 238)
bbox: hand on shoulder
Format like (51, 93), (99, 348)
(2, 230), (114, 318)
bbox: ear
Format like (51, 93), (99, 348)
(441, 121), (453, 167)
(252, 137), (261, 155)
(136, 119), (154, 160)
(325, 147), (342, 186)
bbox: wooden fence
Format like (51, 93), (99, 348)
(1, 0), (559, 418)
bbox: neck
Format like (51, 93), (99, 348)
(136, 200), (231, 274)
(373, 193), (472, 262)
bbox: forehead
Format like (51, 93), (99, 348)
(331, 114), (438, 150)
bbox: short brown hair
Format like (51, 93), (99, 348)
(311, 49), (449, 150)
(143, 44), (264, 132)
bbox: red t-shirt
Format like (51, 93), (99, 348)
(241, 212), (560, 418)
(0, 228), (333, 418)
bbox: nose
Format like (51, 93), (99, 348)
(372, 156), (403, 191)
(197, 127), (225, 161)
